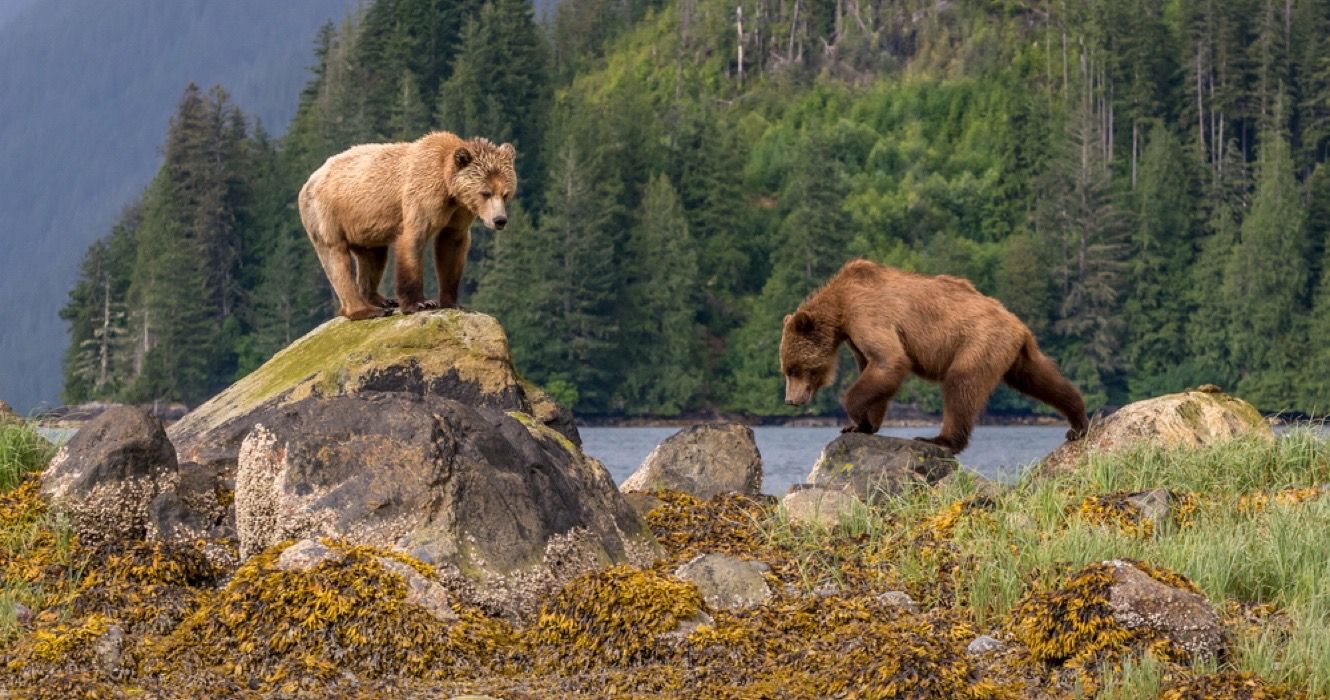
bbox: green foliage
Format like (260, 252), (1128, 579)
(59, 0), (1330, 418)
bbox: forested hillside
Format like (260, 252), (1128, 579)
(61, 0), (1330, 419)
(0, 0), (358, 414)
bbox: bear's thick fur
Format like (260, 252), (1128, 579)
(298, 131), (517, 319)
(780, 259), (1089, 453)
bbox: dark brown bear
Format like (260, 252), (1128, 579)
(780, 259), (1089, 453)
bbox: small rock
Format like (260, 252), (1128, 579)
(782, 484), (862, 528)
(967, 634), (1003, 655)
(274, 539), (339, 571)
(620, 422), (763, 498)
(376, 557), (458, 623)
(40, 405), (178, 544)
(807, 434), (955, 500)
(622, 491), (666, 520)
(933, 469), (1007, 504)
(1105, 560), (1225, 659)
(13, 603), (32, 625)
(1126, 488), (1173, 533)
(660, 610), (715, 642)
(673, 553), (772, 610)
(877, 590), (919, 614)
(93, 624), (126, 675)
(811, 583), (840, 598)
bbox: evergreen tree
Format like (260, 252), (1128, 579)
(1034, 94), (1129, 408)
(60, 205), (139, 402)
(1123, 124), (1196, 396)
(437, 0), (551, 198)
(728, 134), (852, 414)
(1224, 121), (1310, 408)
(388, 69), (431, 139)
(616, 174), (703, 414)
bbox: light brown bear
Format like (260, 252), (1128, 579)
(298, 131), (517, 319)
(780, 259), (1089, 453)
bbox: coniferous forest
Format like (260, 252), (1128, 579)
(61, 0), (1330, 420)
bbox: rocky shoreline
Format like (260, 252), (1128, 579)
(0, 310), (1323, 699)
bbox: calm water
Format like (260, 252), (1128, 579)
(581, 425), (1072, 496)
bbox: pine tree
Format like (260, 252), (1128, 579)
(437, 0), (551, 194)
(616, 174), (703, 414)
(1224, 120), (1310, 408)
(727, 134), (852, 414)
(388, 69), (431, 140)
(1123, 124), (1196, 396)
(60, 205), (139, 402)
(1034, 93), (1129, 408)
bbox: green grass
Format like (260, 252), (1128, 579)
(767, 430), (1330, 696)
(0, 420), (73, 642)
(0, 420), (57, 491)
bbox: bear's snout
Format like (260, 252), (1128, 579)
(494, 215), (508, 230)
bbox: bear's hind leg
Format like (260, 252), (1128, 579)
(314, 243), (386, 320)
(1003, 343), (1090, 441)
(919, 361), (1004, 454)
(352, 246), (395, 309)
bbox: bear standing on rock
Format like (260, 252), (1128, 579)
(780, 259), (1090, 453)
(299, 132), (518, 320)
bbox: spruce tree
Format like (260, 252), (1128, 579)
(1224, 122), (1310, 408)
(1123, 124), (1195, 396)
(616, 174), (703, 414)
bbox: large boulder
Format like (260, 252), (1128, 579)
(620, 422), (763, 498)
(1038, 388), (1272, 477)
(805, 434), (955, 500)
(40, 406), (177, 544)
(235, 392), (653, 586)
(168, 311), (578, 480)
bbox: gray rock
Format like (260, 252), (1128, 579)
(235, 393), (652, 587)
(148, 461), (235, 541)
(673, 553), (772, 610)
(807, 434), (955, 500)
(622, 491), (666, 520)
(40, 406), (177, 544)
(168, 311), (580, 486)
(1127, 488), (1173, 533)
(1105, 559), (1225, 659)
(274, 539), (338, 571)
(93, 624), (126, 676)
(782, 484), (862, 528)
(13, 603), (32, 625)
(620, 422), (763, 498)
(877, 590), (919, 614)
(375, 557), (458, 623)
(967, 634), (1003, 655)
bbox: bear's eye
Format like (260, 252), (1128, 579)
(481, 190), (493, 199)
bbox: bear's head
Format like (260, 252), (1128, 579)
(780, 310), (837, 406)
(451, 138), (518, 231)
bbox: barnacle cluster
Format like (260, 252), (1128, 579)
(1159, 672), (1303, 699)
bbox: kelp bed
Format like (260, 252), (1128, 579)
(0, 480), (1310, 699)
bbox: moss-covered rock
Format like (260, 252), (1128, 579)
(1038, 389), (1272, 477)
(168, 310), (578, 479)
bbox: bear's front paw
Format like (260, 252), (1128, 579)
(1065, 427), (1088, 442)
(840, 424), (858, 434)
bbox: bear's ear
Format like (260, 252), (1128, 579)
(454, 147), (473, 171)
(498, 142), (516, 159)
(791, 311), (815, 335)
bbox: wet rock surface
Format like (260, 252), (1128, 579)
(806, 434), (955, 500)
(620, 422), (763, 498)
